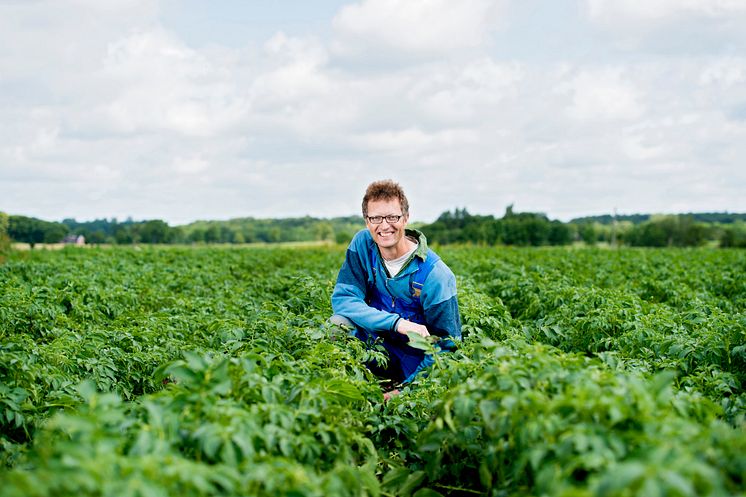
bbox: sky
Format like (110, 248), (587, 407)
(2, 0), (746, 225)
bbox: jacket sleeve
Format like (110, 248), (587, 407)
(421, 261), (462, 340)
(331, 231), (401, 333)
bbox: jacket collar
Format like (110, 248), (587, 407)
(405, 228), (429, 261)
(372, 228), (430, 278)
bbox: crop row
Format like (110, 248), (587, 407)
(1, 245), (745, 496)
(445, 247), (746, 421)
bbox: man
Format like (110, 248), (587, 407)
(330, 179), (461, 393)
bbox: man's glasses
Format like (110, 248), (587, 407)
(367, 215), (403, 224)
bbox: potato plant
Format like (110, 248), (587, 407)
(1, 245), (744, 496)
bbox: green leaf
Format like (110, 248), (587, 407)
(399, 471), (427, 497)
(412, 489), (444, 497)
(322, 379), (364, 402)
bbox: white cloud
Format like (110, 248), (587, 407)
(172, 156), (210, 175)
(619, 132), (668, 161)
(699, 57), (746, 88)
(409, 59), (523, 122)
(2, 1), (745, 224)
(586, 0), (746, 23)
(561, 68), (645, 121)
(99, 28), (249, 137)
(332, 0), (504, 57)
(352, 127), (478, 151)
(252, 33), (334, 109)
(0, 0), (158, 78)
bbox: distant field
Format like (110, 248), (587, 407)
(1, 245), (744, 496)
(11, 243), (69, 250)
(11, 240), (335, 251)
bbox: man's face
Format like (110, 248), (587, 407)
(366, 198), (409, 251)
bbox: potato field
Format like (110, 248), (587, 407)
(1, 245), (745, 496)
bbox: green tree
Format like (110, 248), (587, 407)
(219, 226), (234, 243)
(628, 215), (709, 247)
(335, 230), (352, 245)
(314, 221), (334, 241)
(204, 225), (220, 243)
(547, 221), (572, 245)
(8, 215), (43, 248)
(720, 221), (746, 248)
(675, 215), (709, 246)
(114, 225), (135, 244)
(170, 226), (186, 244)
(579, 223), (597, 245)
(44, 224), (68, 244)
(0, 211), (10, 258)
(138, 220), (172, 244)
(86, 231), (108, 244)
(8, 215), (68, 248)
(267, 227), (282, 243)
(188, 229), (206, 243)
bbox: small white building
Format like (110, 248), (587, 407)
(63, 234), (86, 245)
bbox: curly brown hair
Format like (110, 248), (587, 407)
(362, 179), (409, 218)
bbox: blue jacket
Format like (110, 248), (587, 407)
(332, 228), (461, 382)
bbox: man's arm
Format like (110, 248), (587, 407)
(421, 262), (462, 340)
(331, 232), (401, 333)
(395, 319), (430, 338)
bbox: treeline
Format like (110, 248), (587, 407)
(6, 216), (173, 247)
(3, 214), (362, 247)
(180, 216), (361, 244)
(5, 215), (70, 249)
(571, 212), (746, 225)
(421, 206), (572, 246)
(423, 207), (746, 248)
(573, 215), (746, 248)
(3, 209), (746, 249)
(0, 212), (10, 260)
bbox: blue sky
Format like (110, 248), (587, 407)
(2, 0), (745, 224)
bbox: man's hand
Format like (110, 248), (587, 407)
(396, 319), (430, 338)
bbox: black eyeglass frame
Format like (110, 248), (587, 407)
(366, 215), (404, 225)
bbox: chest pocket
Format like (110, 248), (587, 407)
(365, 243), (440, 325)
